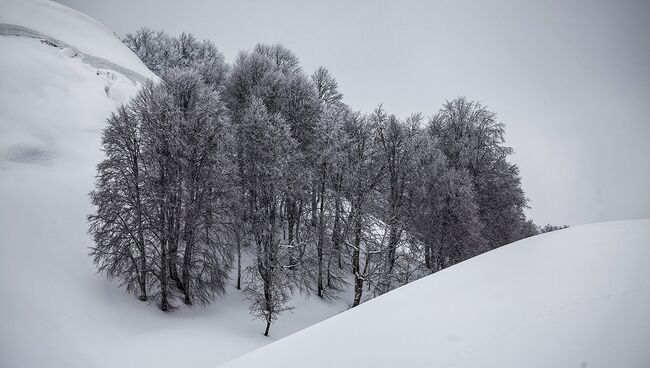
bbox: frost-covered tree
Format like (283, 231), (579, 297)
(170, 33), (229, 89)
(100, 34), (545, 321)
(90, 70), (234, 311)
(239, 97), (298, 336)
(517, 219), (540, 239)
(123, 29), (229, 89)
(312, 66), (343, 106)
(89, 105), (150, 302)
(163, 69), (235, 305)
(122, 27), (170, 74)
(406, 130), (485, 272)
(226, 44), (327, 301)
(314, 107), (351, 298)
(430, 97), (528, 250)
(305, 67), (349, 298)
(341, 111), (384, 307)
(373, 109), (425, 295)
(258, 46), (320, 259)
(426, 167), (485, 269)
(540, 224), (569, 233)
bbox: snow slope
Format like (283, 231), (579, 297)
(220, 220), (650, 368)
(0, 0), (157, 168)
(0, 1), (350, 367)
(0, 0), (155, 81)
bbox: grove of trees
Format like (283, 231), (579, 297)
(89, 28), (563, 335)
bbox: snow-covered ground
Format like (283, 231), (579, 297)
(1, 2), (648, 368)
(220, 219), (650, 368)
(0, 0), (154, 81)
(0, 1), (350, 367)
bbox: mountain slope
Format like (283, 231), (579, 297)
(0, 0), (155, 81)
(0, 1), (350, 367)
(0, 0), (155, 168)
(220, 220), (650, 368)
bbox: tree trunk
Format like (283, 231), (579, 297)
(168, 187), (184, 293)
(316, 164), (326, 298)
(295, 200), (303, 244)
(287, 198), (296, 268)
(159, 203), (170, 312)
(181, 237), (193, 305)
(236, 229), (242, 290)
(262, 265), (273, 337)
(310, 178), (317, 227)
(424, 241), (432, 270)
(378, 220), (399, 295)
(160, 240), (169, 311)
(262, 238), (273, 337)
(264, 320), (271, 337)
(387, 223), (399, 274)
(181, 198), (196, 305)
(133, 153), (147, 302)
(169, 243), (183, 292)
(351, 201), (363, 307)
(158, 162), (172, 312)
(331, 173), (342, 270)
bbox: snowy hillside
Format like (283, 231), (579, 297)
(0, 1), (349, 367)
(2, 2), (648, 368)
(0, 0), (157, 168)
(221, 220), (650, 368)
(0, 0), (154, 80)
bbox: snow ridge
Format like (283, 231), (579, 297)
(0, 23), (152, 84)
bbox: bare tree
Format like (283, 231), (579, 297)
(91, 71), (235, 311)
(239, 97), (299, 335)
(89, 104), (149, 302)
(373, 109), (425, 295)
(341, 111), (384, 307)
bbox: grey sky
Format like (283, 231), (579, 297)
(58, 0), (650, 226)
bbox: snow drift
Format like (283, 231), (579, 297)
(220, 220), (650, 368)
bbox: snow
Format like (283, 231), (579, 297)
(0, 1), (349, 367)
(1, 2), (648, 368)
(220, 220), (650, 368)
(0, 0), (155, 81)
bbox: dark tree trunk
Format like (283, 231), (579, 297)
(316, 165), (326, 298)
(236, 229), (242, 290)
(378, 219), (400, 295)
(295, 200), (303, 244)
(260, 242), (273, 337)
(331, 173), (343, 271)
(351, 201), (363, 307)
(181, 236), (194, 305)
(133, 153), (147, 302)
(286, 198), (298, 269)
(168, 186), (184, 293)
(160, 241), (169, 311)
(181, 196), (197, 305)
(310, 179), (317, 227)
(264, 320), (271, 337)
(386, 223), (399, 274)
(287, 198), (295, 261)
(159, 203), (170, 312)
(169, 243), (183, 292)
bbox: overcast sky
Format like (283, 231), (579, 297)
(58, 0), (649, 226)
